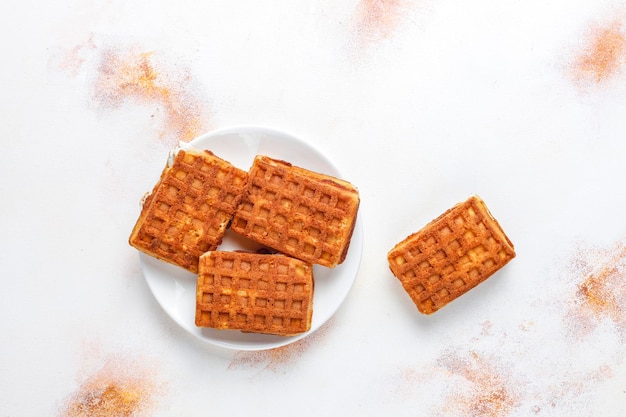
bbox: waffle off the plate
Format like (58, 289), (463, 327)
(387, 195), (515, 314)
(195, 251), (314, 336)
(129, 148), (248, 273)
(231, 155), (360, 268)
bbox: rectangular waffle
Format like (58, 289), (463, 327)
(230, 155), (360, 268)
(387, 195), (515, 314)
(195, 251), (314, 336)
(129, 148), (248, 273)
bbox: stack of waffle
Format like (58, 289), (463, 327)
(129, 146), (360, 336)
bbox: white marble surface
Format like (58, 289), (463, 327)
(2, 1), (626, 416)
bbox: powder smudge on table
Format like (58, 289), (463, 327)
(564, 239), (626, 341)
(53, 37), (212, 145)
(435, 350), (519, 417)
(570, 17), (626, 86)
(92, 47), (211, 144)
(227, 318), (335, 373)
(57, 353), (164, 417)
(348, 0), (415, 51)
(395, 347), (522, 417)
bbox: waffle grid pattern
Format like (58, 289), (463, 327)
(195, 252), (314, 335)
(231, 156), (359, 267)
(130, 150), (247, 273)
(388, 196), (515, 314)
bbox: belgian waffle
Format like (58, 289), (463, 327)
(129, 148), (248, 273)
(230, 155), (360, 268)
(387, 195), (515, 314)
(195, 251), (314, 336)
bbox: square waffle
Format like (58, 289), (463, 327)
(387, 195), (515, 314)
(230, 155), (360, 268)
(195, 251), (314, 336)
(129, 148), (248, 273)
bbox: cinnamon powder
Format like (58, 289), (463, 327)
(54, 35), (96, 77)
(571, 19), (626, 84)
(569, 241), (626, 335)
(350, 0), (412, 48)
(58, 355), (162, 417)
(228, 318), (334, 372)
(437, 351), (518, 417)
(92, 47), (210, 144)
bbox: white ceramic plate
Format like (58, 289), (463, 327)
(140, 126), (363, 351)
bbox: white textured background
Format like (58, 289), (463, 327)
(1, 1), (626, 416)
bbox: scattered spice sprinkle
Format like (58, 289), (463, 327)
(436, 351), (519, 417)
(350, 0), (412, 49)
(228, 318), (334, 372)
(395, 339), (614, 414)
(571, 19), (626, 84)
(92, 47), (210, 144)
(518, 320), (535, 332)
(58, 354), (162, 417)
(530, 365), (614, 414)
(55, 35), (96, 77)
(565, 239), (626, 339)
(470, 320), (495, 343)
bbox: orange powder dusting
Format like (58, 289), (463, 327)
(575, 242), (626, 329)
(437, 351), (518, 417)
(58, 355), (162, 417)
(228, 344), (298, 371)
(562, 239), (626, 340)
(55, 36), (96, 77)
(531, 365), (614, 413)
(572, 20), (626, 84)
(350, 0), (412, 48)
(93, 48), (209, 144)
(228, 318), (334, 372)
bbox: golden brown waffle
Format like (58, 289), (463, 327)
(195, 251), (314, 336)
(231, 155), (360, 268)
(129, 148), (248, 273)
(387, 195), (515, 314)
